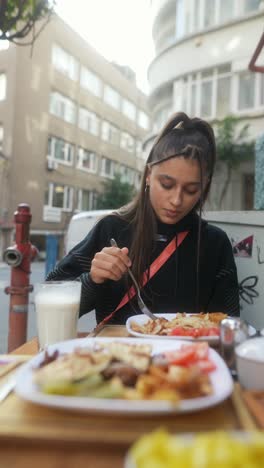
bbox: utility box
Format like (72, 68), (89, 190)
(205, 211), (264, 330)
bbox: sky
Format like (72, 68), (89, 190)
(55, 0), (155, 94)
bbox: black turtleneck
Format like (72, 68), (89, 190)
(47, 212), (240, 324)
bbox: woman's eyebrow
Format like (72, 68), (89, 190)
(159, 174), (201, 186)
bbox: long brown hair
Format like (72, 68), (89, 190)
(118, 112), (216, 289)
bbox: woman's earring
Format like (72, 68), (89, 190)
(145, 184), (149, 193)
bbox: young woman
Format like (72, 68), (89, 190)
(47, 112), (240, 324)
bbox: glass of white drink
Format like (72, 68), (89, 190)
(35, 281), (81, 350)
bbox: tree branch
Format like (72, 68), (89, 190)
(0, 0), (54, 44)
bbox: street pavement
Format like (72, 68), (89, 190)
(0, 261), (96, 354)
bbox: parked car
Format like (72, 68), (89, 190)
(65, 210), (112, 254)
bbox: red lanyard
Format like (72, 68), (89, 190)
(94, 231), (189, 330)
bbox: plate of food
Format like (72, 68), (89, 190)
(15, 337), (233, 414)
(126, 312), (228, 344)
(124, 429), (264, 468)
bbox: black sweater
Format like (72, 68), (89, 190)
(46, 212), (240, 324)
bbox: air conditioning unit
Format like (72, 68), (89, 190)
(47, 158), (58, 171)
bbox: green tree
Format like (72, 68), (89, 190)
(215, 116), (255, 208)
(97, 173), (136, 209)
(0, 0), (55, 45)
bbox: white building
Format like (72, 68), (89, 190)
(147, 0), (264, 210)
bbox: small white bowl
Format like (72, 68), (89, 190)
(235, 337), (264, 390)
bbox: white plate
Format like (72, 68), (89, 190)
(126, 314), (256, 345)
(126, 313), (220, 344)
(15, 337), (233, 415)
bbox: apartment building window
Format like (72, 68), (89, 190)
(243, 0), (262, 13)
(103, 85), (120, 110)
(45, 183), (73, 211)
(200, 70), (214, 118)
(175, 0), (185, 39)
(157, 0), (261, 49)
(189, 69), (214, 119)
(0, 125), (3, 152)
(101, 121), (119, 145)
(78, 107), (99, 136)
(138, 111), (149, 130)
(193, 0), (201, 30)
(203, 0), (216, 28)
(216, 76), (231, 118)
(120, 132), (135, 153)
(190, 82), (197, 116)
(201, 81), (213, 117)
(77, 147), (97, 172)
(0, 74), (6, 100)
(175, 0), (236, 39)
(52, 44), (78, 81)
(122, 98), (136, 121)
(80, 66), (102, 97)
(101, 157), (116, 178)
(49, 92), (76, 124)
(201, 0), (235, 30)
(184, 65), (231, 119)
(185, 65), (264, 117)
(238, 72), (255, 110)
(78, 189), (97, 211)
(220, 0), (235, 22)
(48, 136), (74, 164)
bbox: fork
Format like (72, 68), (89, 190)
(110, 238), (158, 321)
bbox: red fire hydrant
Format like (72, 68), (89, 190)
(4, 204), (38, 352)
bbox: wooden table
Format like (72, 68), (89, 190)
(0, 326), (259, 468)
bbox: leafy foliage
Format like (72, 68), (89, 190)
(216, 116), (254, 169)
(215, 116), (255, 207)
(97, 173), (136, 209)
(0, 0), (55, 44)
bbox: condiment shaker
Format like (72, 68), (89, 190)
(220, 317), (249, 375)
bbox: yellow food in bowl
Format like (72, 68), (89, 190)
(130, 429), (264, 468)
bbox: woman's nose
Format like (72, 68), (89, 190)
(170, 189), (183, 207)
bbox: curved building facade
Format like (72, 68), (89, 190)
(148, 0), (264, 210)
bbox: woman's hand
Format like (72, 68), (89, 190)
(90, 246), (132, 284)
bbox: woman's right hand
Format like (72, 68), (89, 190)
(90, 246), (132, 284)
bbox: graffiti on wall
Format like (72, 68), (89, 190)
(239, 275), (259, 310)
(231, 235), (254, 258)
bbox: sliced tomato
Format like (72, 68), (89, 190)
(165, 343), (216, 373)
(164, 347), (197, 365)
(182, 342), (209, 360)
(168, 326), (189, 336)
(169, 326), (220, 338)
(207, 327), (220, 336)
(196, 358), (217, 373)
